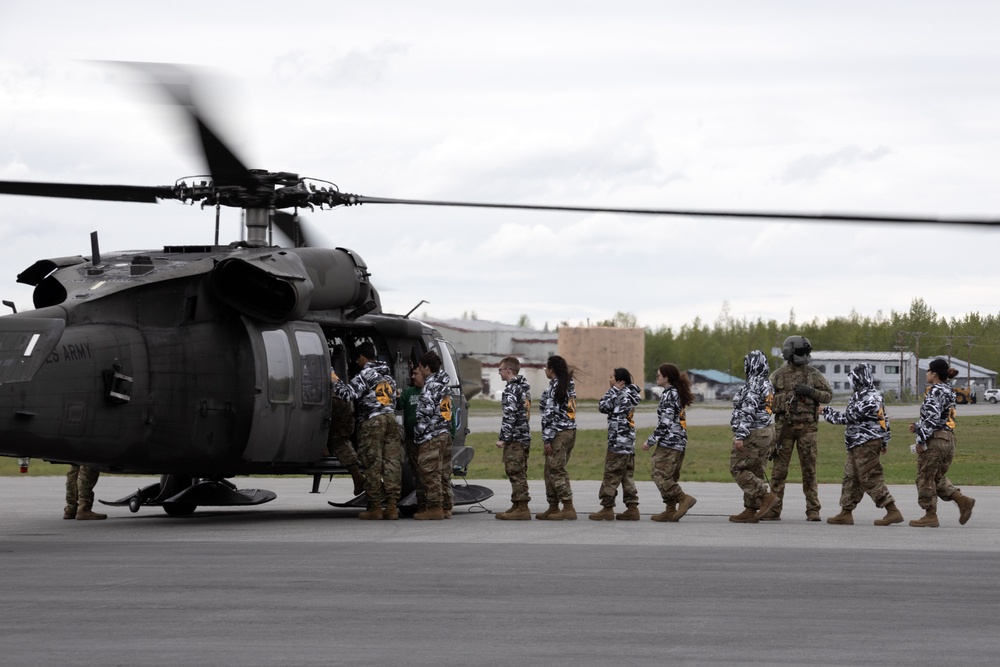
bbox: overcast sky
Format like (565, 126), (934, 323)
(2, 1), (999, 332)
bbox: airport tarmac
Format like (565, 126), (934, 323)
(2, 474), (998, 665)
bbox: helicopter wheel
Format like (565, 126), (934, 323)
(128, 496), (142, 513)
(163, 502), (197, 516)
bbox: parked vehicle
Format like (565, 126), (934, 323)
(985, 388), (1000, 404)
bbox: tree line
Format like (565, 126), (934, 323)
(643, 298), (1000, 383)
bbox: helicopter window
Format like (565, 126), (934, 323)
(295, 330), (325, 406)
(436, 339), (461, 389)
(261, 330), (293, 404)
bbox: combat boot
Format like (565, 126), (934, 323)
(728, 508), (759, 523)
(615, 504), (640, 521)
(413, 506), (444, 520)
(874, 503), (903, 526)
(669, 494), (697, 522)
(952, 491), (975, 525)
(826, 510), (854, 525)
(76, 508), (107, 521)
(535, 503), (561, 520)
(754, 493), (780, 521)
(806, 511), (821, 522)
(358, 505), (384, 520)
(383, 502), (399, 521)
(651, 504), (676, 522)
(346, 464), (365, 496)
(588, 506), (615, 521)
(909, 509), (939, 528)
(497, 501), (531, 521)
(553, 500), (577, 521)
(496, 503), (518, 517)
(63, 505), (78, 520)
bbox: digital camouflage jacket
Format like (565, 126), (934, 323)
(913, 382), (956, 446)
(599, 383), (641, 454)
(414, 369), (453, 445)
(822, 363), (891, 450)
(540, 378), (577, 445)
(498, 375), (532, 446)
(730, 350), (774, 441)
(646, 385), (688, 452)
(332, 360), (397, 421)
(770, 362), (832, 423)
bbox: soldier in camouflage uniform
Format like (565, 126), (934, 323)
(412, 350), (454, 520)
(537, 355), (578, 521)
(642, 363), (697, 522)
(590, 368), (642, 521)
(728, 350), (779, 523)
(325, 395), (365, 496)
(907, 358), (975, 527)
(822, 363), (903, 526)
(65, 464), (106, 520)
(495, 356), (533, 521)
(767, 335), (832, 521)
(331, 342), (403, 520)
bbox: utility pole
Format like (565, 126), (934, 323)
(897, 331), (926, 396)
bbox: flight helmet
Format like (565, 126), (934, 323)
(781, 335), (812, 366)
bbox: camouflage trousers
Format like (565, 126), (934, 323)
(357, 413), (404, 505)
(840, 440), (894, 511)
(916, 430), (958, 511)
(404, 437), (424, 508)
(650, 446), (685, 504)
(598, 451), (638, 508)
(502, 442), (531, 504)
(66, 464), (100, 511)
(327, 436), (359, 469)
(417, 433), (454, 510)
(770, 420), (821, 515)
(543, 429), (576, 505)
(730, 425), (773, 510)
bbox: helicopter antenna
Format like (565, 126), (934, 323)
(405, 300), (428, 319)
(90, 231), (101, 266)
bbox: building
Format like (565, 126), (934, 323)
(424, 318), (557, 399)
(558, 327), (645, 400)
(686, 369), (744, 401)
(800, 351), (918, 397)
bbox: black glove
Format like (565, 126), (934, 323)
(794, 384), (816, 398)
(767, 444), (780, 461)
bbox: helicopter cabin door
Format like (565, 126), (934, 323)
(241, 318), (330, 463)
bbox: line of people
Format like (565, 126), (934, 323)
(493, 340), (975, 527)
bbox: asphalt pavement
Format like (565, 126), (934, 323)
(2, 474), (999, 666)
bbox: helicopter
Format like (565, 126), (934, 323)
(1, 64), (998, 517)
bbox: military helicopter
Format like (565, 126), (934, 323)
(1, 64), (997, 516)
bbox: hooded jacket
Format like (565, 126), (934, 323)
(822, 363), (891, 449)
(730, 350), (775, 440)
(332, 360), (397, 421)
(913, 381), (956, 446)
(599, 382), (641, 454)
(414, 369), (453, 445)
(540, 378), (577, 444)
(646, 385), (688, 452)
(499, 374), (532, 446)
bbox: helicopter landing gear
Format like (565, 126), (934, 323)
(101, 474), (276, 515)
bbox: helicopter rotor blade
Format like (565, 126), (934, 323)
(0, 180), (176, 203)
(350, 195), (1000, 227)
(272, 210), (315, 248)
(115, 61), (258, 190)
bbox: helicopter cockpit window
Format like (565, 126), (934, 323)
(261, 330), (293, 404)
(295, 330), (325, 406)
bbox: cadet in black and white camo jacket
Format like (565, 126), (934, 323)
(495, 357), (533, 520)
(822, 363), (903, 526)
(727, 350), (779, 523)
(589, 369), (642, 521)
(412, 351), (454, 520)
(536, 355), (577, 520)
(642, 363), (698, 522)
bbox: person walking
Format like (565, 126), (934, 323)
(536, 355), (577, 521)
(907, 358), (975, 527)
(728, 350), (779, 523)
(823, 363), (903, 526)
(590, 368), (641, 521)
(642, 363), (697, 522)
